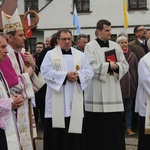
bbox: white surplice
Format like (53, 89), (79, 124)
(6, 45), (36, 150)
(84, 40), (129, 112)
(135, 52), (150, 134)
(135, 52), (150, 117)
(0, 70), (21, 150)
(41, 46), (94, 133)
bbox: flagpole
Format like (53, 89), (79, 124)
(72, 3), (75, 39)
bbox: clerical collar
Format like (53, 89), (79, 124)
(14, 50), (18, 54)
(96, 38), (109, 47)
(61, 48), (72, 55)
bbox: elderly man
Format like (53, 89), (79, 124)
(41, 29), (94, 150)
(84, 19), (129, 150)
(128, 25), (149, 61)
(45, 37), (51, 48)
(75, 34), (88, 52)
(0, 34), (23, 150)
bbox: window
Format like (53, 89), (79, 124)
(25, 0), (38, 12)
(111, 34), (135, 42)
(128, 34), (136, 42)
(26, 38), (37, 55)
(73, 0), (90, 12)
(111, 34), (117, 42)
(128, 0), (147, 10)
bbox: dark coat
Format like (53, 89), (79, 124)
(36, 47), (53, 69)
(120, 49), (138, 100)
(128, 39), (149, 61)
(34, 47), (53, 121)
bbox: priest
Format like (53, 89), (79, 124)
(41, 29), (94, 150)
(135, 51), (150, 150)
(84, 19), (129, 150)
(0, 34), (23, 150)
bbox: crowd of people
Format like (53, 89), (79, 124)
(1, 8), (150, 150)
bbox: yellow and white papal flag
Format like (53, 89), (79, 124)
(123, 0), (128, 28)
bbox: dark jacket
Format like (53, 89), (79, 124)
(120, 49), (138, 100)
(128, 39), (149, 61)
(36, 47), (53, 69)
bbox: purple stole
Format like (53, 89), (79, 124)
(0, 56), (18, 88)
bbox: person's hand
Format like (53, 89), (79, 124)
(67, 71), (78, 82)
(24, 52), (35, 67)
(11, 94), (24, 109)
(107, 59), (119, 71)
(73, 72), (79, 79)
(24, 66), (33, 77)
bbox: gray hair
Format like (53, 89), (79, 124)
(76, 34), (88, 42)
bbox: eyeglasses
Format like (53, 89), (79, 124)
(136, 28), (145, 32)
(59, 38), (72, 41)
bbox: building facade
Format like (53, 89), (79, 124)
(1, 0), (150, 53)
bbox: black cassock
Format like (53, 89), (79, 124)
(44, 117), (85, 150)
(0, 128), (8, 150)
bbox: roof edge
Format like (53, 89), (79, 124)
(38, 0), (53, 13)
(0, 0), (5, 7)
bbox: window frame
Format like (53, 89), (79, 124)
(128, 0), (147, 10)
(73, 0), (90, 13)
(128, 34), (136, 42)
(111, 34), (135, 43)
(24, 0), (38, 12)
(26, 38), (37, 55)
(111, 34), (117, 42)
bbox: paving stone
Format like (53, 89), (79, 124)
(35, 130), (138, 150)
